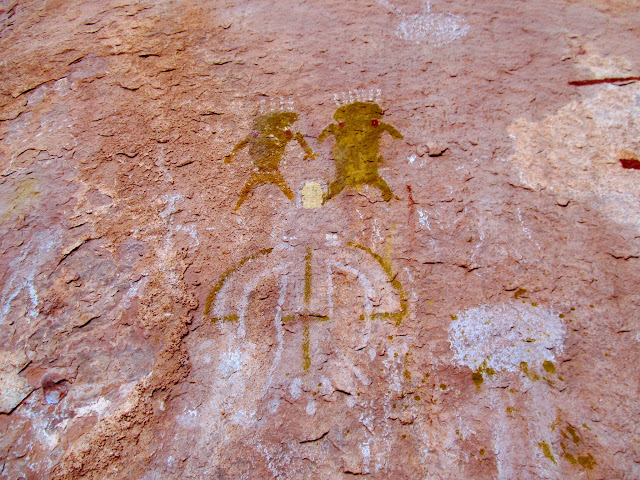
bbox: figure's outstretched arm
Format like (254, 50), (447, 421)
(381, 123), (403, 140)
(224, 137), (249, 164)
(318, 124), (338, 143)
(294, 132), (317, 160)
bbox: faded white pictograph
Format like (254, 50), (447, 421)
(376, 0), (470, 46)
(447, 302), (568, 479)
(448, 302), (565, 372)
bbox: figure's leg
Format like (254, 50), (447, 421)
(323, 179), (346, 204)
(268, 172), (294, 200)
(369, 176), (395, 202)
(234, 174), (263, 210)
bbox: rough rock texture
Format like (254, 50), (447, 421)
(1, 0), (639, 478)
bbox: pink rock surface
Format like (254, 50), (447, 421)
(1, 0), (639, 478)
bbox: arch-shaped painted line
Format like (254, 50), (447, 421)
(347, 242), (408, 325)
(203, 248), (273, 319)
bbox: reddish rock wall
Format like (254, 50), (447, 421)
(1, 0), (639, 478)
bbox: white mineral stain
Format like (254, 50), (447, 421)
(305, 401), (317, 415)
(449, 302), (565, 372)
(0, 232), (57, 326)
(268, 398), (280, 413)
(508, 51), (640, 227)
(217, 349), (243, 378)
(289, 377), (302, 399)
(75, 397), (111, 418)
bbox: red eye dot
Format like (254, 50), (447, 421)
(339, 122), (345, 128)
(285, 129), (292, 136)
(371, 119), (379, 127)
(252, 131), (259, 138)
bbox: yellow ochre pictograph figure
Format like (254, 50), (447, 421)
(224, 99), (316, 210)
(319, 89), (403, 203)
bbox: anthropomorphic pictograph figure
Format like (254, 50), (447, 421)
(225, 110), (316, 210)
(319, 100), (403, 203)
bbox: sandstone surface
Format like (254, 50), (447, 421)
(1, 0), (639, 479)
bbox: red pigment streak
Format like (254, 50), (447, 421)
(569, 76), (640, 86)
(620, 158), (640, 170)
(407, 185), (416, 230)
(407, 184), (416, 206)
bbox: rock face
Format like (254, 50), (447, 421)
(1, 0), (639, 478)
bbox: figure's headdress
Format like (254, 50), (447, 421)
(333, 88), (382, 106)
(259, 96), (295, 114)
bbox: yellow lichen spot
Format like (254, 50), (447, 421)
(514, 288), (527, 299)
(450, 314), (458, 320)
(578, 453), (596, 469)
(538, 441), (557, 464)
(564, 450), (577, 465)
(589, 304), (594, 308)
(401, 434), (407, 439)
(439, 384), (447, 390)
(543, 361), (556, 374)
(520, 362), (540, 381)
(472, 371), (484, 388)
(565, 425), (581, 445)
(531, 302), (539, 307)
(301, 181), (324, 209)
(506, 406), (520, 414)
(479, 448), (485, 456)
(415, 395), (421, 401)
(388, 335), (394, 340)
(559, 313), (565, 318)
(403, 369), (411, 380)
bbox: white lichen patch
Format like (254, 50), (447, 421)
(448, 303), (565, 372)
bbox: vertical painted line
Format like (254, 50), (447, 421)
(302, 323), (311, 371)
(304, 246), (313, 306)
